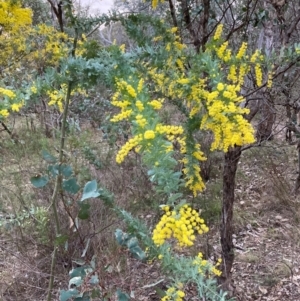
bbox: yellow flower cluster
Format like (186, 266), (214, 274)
(47, 85), (87, 113)
(255, 64), (263, 86)
(0, 0), (32, 33)
(216, 41), (228, 60)
(155, 124), (184, 136)
(149, 99), (163, 110)
(32, 24), (69, 65)
(161, 287), (185, 301)
(236, 42), (247, 60)
(267, 67), (274, 88)
(144, 130), (155, 139)
(111, 21), (272, 197)
(111, 77), (187, 167)
(249, 49), (265, 87)
(135, 114), (147, 127)
(30, 86), (38, 94)
(151, 0), (164, 9)
(0, 87), (16, 99)
(110, 109), (133, 122)
(200, 83), (255, 151)
(193, 252), (222, 277)
(227, 65), (237, 82)
(250, 49), (260, 63)
(11, 102), (23, 112)
(215, 41), (231, 62)
(213, 24), (223, 40)
(0, 109), (9, 117)
(0, 87), (24, 118)
(47, 90), (64, 112)
(152, 204), (209, 247)
(182, 149), (206, 196)
(116, 134), (143, 164)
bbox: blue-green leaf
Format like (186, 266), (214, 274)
(129, 245), (146, 261)
(115, 229), (129, 246)
(30, 175), (49, 188)
(69, 276), (83, 288)
(42, 150), (57, 163)
(69, 267), (88, 278)
(116, 289), (130, 301)
(63, 178), (80, 194)
(60, 289), (79, 301)
(81, 180), (100, 201)
(61, 164), (73, 178)
(89, 274), (99, 285)
(48, 164), (59, 177)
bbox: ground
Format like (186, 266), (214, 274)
(1, 118), (300, 301)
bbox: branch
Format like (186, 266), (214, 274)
(199, 0), (210, 50)
(0, 120), (18, 143)
(286, 7), (300, 43)
(168, 0), (178, 27)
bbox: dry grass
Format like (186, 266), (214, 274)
(1, 115), (300, 301)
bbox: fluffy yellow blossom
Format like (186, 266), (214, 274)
(126, 84), (137, 98)
(135, 114), (147, 128)
(250, 49), (260, 63)
(176, 59), (185, 72)
(217, 83), (225, 91)
(0, 88), (16, 98)
(119, 44), (125, 53)
(152, 0), (164, 8)
(0, 109), (9, 117)
(152, 204), (209, 247)
(255, 64), (263, 86)
(136, 100), (144, 111)
(149, 99), (163, 110)
(110, 109), (132, 122)
(116, 135), (142, 164)
(137, 79), (144, 93)
(30, 86), (38, 94)
(267, 68), (274, 88)
(144, 130), (155, 139)
(228, 65), (237, 83)
(213, 24), (223, 40)
(11, 102), (23, 112)
(216, 41), (228, 60)
(236, 42), (247, 59)
(161, 287), (185, 301)
(174, 41), (186, 51)
(177, 78), (190, 84)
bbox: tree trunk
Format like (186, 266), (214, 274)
(219, 146), (241, 289)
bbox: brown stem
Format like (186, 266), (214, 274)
(219, 146), (241, 288)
